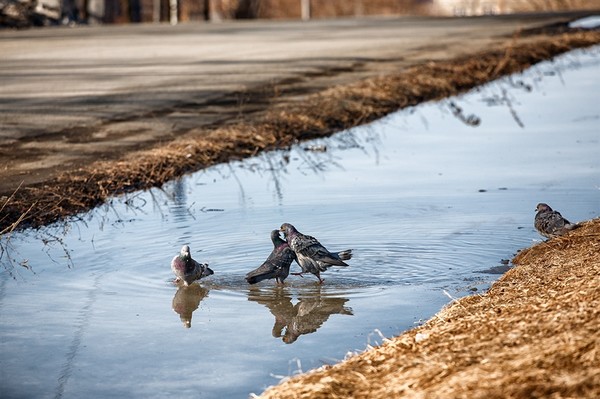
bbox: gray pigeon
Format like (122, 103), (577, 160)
(246, 230), (296, 285)
(171, 245), (214, 286)
(534, 203), (579, 239)
(280, 223), (352, 283)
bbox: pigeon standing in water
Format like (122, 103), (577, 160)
(280, 223), (352, 284)
(246, 230), (296, 285)
(171, 245), (214, 286)
(534, 203), (579, 239)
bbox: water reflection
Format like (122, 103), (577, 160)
(56, 274), (104, 398)
(1, 47), (599, 399)
(1, 48), (597, 280)
(248, 286), (353, 344)
(172, 284), (210, 328)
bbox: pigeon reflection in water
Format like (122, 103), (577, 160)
(172, 284), (210, 328)
(248, 286), (353, 344)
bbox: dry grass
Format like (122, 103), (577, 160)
(259, 218), (600, 399)
(1, 30), (600, 233)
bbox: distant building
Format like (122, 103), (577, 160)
(430, 0), (600, 16)
(2, 0), (599, 27)
(431, 0), (507, 15)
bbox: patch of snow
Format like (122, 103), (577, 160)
(569, 16), (600, 29)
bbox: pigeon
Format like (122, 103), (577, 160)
(246, 230), (296, 285)
(534, 203), (580, 239)
(171, 245), (214, 286)
(280, 223), (352, 283)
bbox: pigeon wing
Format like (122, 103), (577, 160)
(246, 246), (295, 284)
(246, 259), (278, 284)
(188, 259), (213, 282)
(536, 210), (572, 237)
(291, 233), (348, 267)
(289, 233), (321, 253)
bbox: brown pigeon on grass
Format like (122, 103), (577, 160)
(534, 203), (580, 239)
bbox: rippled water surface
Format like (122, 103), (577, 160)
(1, 47), (599, 399)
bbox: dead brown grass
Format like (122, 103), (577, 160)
(1, 30), (600, 233)
(258, 218), (600, 399)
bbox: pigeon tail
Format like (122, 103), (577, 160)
(246, 274), (267, 284)
(562, 222), (582, 233)
(202, 265), (215, 277)
(245, 270), (274, 285)
(337, 249), (352, 261)
(318, 256), (348, 267)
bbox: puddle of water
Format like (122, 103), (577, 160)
(1, 46), (599, 399)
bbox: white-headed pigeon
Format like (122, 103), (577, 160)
(171, 245), (214, 286)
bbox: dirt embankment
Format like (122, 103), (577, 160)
(2, 27), (600, 234)
(258, 218), (600, 398)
